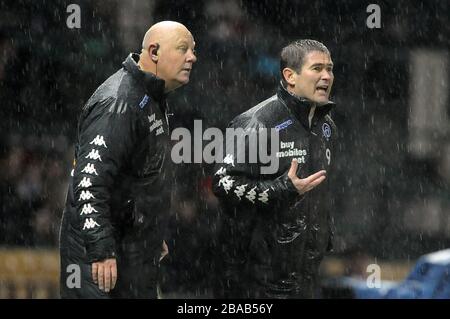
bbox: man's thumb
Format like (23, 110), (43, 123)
(288, 159), (298, 177)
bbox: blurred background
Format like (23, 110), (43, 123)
(0, 0), (448, 298)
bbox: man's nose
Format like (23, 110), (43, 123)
(187, 50), (197, 63)
(321, 70), (332, 81)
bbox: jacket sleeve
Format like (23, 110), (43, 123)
(73, 97), (139, 262)
(212, 118), (299, 210)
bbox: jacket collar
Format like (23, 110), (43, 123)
(277, 82), (335, 129)
(122, 53), (166, 102)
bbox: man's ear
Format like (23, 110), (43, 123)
(149, 43), (160, 63)
(282, 68), (296, 86)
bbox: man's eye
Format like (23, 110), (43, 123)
(179, 47), (188, 52)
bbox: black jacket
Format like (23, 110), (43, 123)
(213, 83), (336, 298)
(60, 54), (172, 265)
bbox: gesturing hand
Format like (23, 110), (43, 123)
(92, 258), (117, 293)
(287, 159), (327, 195)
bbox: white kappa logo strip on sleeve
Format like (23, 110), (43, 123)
(80, 203), (98, 215)
(83, 218), (100, 230)
(81, 163), (98, 175)
(85, 149), (102, 161)
(218, 175), (234, 194)
(78, 177), (92, 188)
(79, 190), (95, 201)
(90, 135), (107, 148)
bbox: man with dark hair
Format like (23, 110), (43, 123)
(59, 21), (197, 299)
(213, 39), (336, 298)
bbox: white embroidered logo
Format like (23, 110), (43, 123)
(79, 190), (95, 201)
(246, 187), (257, 203)
(85, 149), (102, 161)
(83, 218), (100, 230)
(258, 189), (269, 204)
(78, 177), (92, 188)
(156, 126), (164, 136)
(89, 135), (107, 148)
(218, 176), (234, 194)
(215, 167), (226, 176)
(80, 203), (98, 215)
(234, 184), (248, 200)
(150, 119), (163, 132)
(223, 154), (235, 167)
(81, 163), (98, 175)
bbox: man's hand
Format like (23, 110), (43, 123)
(92, 258), (117, 293)
(160, 240), (169, 262)
(288, 159), (327, 195)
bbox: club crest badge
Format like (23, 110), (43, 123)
(322, 123), (331, 140)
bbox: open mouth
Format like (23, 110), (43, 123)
(316, 85), (328, 93)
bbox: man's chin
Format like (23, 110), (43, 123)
(317, 99), (330, 106)
(178, 76), (190, 85)
(167, 79), (190, 91)
(313, 96), (330, 105)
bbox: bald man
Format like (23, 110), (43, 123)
(59, 21), (197, 299)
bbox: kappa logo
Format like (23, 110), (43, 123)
(246, 187), (257, 203)
(218, 175), (234, 193)
(223, 154), (235, 167)
(83, 218), (100, 230)
(275, 119), (293, 132)
(80, 203), (98, 215)
(85, 149), (102, 161)
(78, 177), (92, 188)
(258, 189), (269, 204)
(79, 190), (95, 201)
(90, 135), (107, 148)
(139, 95), (150, 109)
(215, 167), (226, 176)
(234, 184), (248, 200)
(81, 163), (98, 175)
(322, 123), (332, 140)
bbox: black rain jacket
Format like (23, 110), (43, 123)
(213, 83), (337, 298)
(60, 53), (172, 269)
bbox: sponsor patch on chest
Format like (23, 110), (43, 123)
(277, 140), (307, 163)
(148, 113), (165, 136)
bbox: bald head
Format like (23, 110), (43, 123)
(142, 21), (192, 51)
(138, 21), (197, 93)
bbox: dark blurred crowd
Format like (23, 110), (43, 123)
(1, 0), (449, 297)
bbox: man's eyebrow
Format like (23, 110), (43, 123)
(310, 62), (334, 67)
(177, 39), (194, 45)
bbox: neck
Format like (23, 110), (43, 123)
(308, 105), (316, 128)
(138, 52), (157, 75)
(138, 53), (173, 93)
(286, 85), (316, 106)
